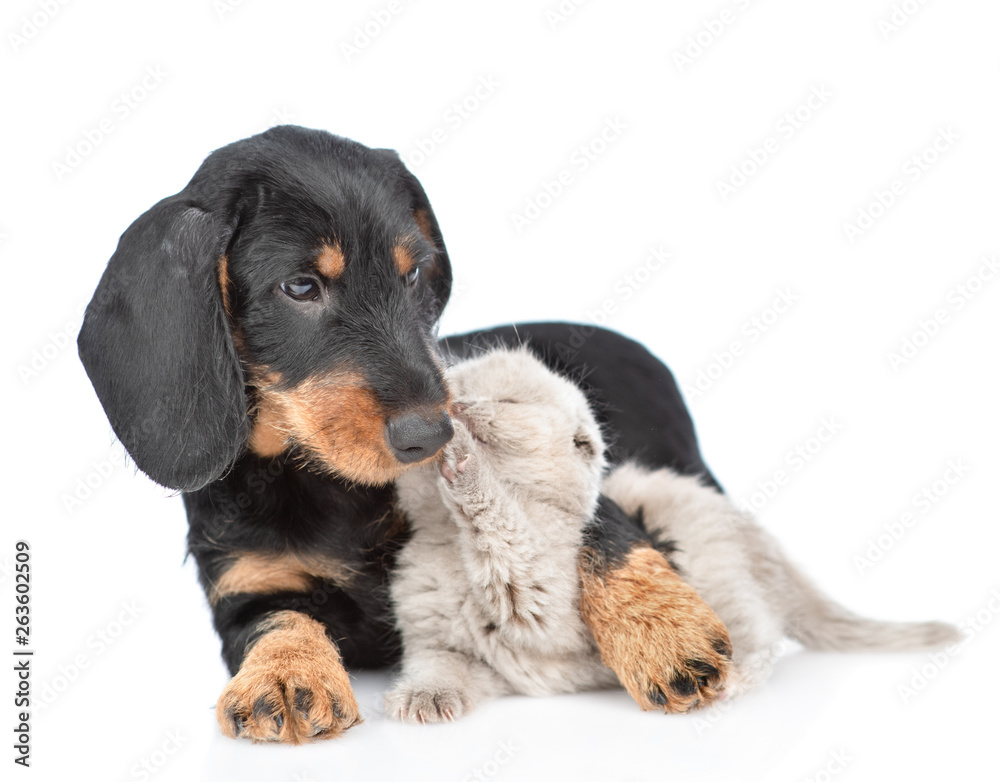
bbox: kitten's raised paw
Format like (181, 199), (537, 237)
(437, 423), (490, 515)
(384, 684), (471, 724)
(440, 453), (472, 482)
(439, 448), (478, 500)
(440, 417), (477, 476)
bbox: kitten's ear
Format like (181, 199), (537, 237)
(375, 148), (452, 317)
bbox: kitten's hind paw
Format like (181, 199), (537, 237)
(384, 684), (473, 724)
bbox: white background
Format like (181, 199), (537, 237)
(3, 1), (999, 780)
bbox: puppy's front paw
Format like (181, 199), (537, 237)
(216, 612), (361, 743)
(580, 546), (732, 713)
(384, 684), (471, 724)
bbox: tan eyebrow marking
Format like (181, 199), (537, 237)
(316, 243), (346, 278)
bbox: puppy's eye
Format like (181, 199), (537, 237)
(280, 278), (321, 301)
(405, 267), (420, 287)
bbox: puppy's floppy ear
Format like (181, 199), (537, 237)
(377, 150), (453, 317)
(78, 195), (248, 492)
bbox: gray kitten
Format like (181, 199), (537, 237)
(387, 348), (959, 722)
(388, 348), (619, 723)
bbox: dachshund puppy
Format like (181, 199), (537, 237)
(79, 126), (736, 742)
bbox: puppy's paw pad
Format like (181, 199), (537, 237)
(639, 650), (731, 713)
(638, 630), (732, 713)
(216, 617), (362, 744)
(218, 670), (361, 744)
(581, 547), (733, 715)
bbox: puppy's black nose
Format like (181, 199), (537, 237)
(386, 410), (453, 463)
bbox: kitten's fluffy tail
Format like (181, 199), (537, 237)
(785, 594), (961, 653)
(751, 529), (963, 653)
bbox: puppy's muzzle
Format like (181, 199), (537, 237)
(385, 409), (453, 463)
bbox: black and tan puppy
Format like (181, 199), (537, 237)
(79, 126), (731, 744)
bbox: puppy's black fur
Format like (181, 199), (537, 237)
(78, 126), (718, 740)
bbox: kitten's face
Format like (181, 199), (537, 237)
(445, 349), (606, 505)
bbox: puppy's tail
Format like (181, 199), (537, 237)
(747, 528), (962, 653)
